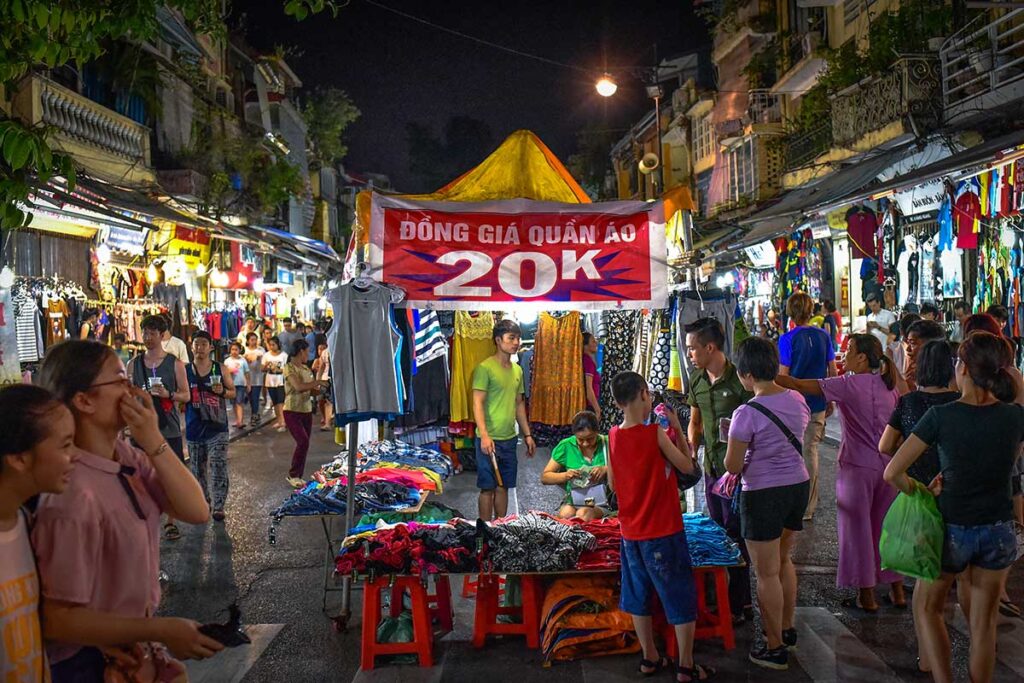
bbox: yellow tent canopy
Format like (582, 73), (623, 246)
(352, 130), (591, 248)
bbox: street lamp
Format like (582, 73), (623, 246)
(595, 74), (618, 97)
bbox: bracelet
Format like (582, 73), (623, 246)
(524, 434), (534, 440)
(148, 442), (169, 458)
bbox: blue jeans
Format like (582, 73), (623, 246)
(942, 520), (1018, 573)
(620, 530), (698, 624)
(475, 438), (518, 490)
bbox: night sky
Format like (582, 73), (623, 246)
(243, 0), (709, 192)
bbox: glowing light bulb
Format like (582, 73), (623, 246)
(195, 262), (207, 277)
(0, 266), (14, 289)
(595, 74), (618, 97)
(95, 244), (111, 264)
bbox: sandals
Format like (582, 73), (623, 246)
(841, 596), (879, 614)
(883, 592), (908, 609)
(676, 663), (716, 682)
(999, 599), (1022, 618)
(638, 655), (671, 677)
(163, 523), (182, 541)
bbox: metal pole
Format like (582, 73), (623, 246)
(338, 420), (359, 625)
(654, 93), (663, 195)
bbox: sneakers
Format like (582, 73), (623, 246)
(286, 477), (306, 488)
(250, 415), (261, 427)
(749, 644), (789, 671)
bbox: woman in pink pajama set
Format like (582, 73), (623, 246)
(777, 334), (904, 612)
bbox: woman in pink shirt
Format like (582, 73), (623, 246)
(33, 340), (222, 682)
(776, 334), (903, 613)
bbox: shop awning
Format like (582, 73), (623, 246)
(246, 224), (340, 263)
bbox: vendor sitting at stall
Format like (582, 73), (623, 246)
(541, 411), (612, 521)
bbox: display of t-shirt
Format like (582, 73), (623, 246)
(0, 511), (48, 683)
(954, 181), (981, 250)
(728, 390), (811, 492)
(846, 206), (879, 259)
(471, 357), (524, 441)
(940, 248), (964, 298)
(263, 351), (288, 387)
(912, 401), (1024, 526)
(778, 326), (835, 414)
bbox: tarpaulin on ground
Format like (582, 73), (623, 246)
(368, 195), (667, 310)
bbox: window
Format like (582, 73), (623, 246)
(726, 137), (756, 203)
(691, 113), (714, 163)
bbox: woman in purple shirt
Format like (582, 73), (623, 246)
(34, 340), (222, 682)
(777, 334), (903, 613)
(726, 337), (810, 671)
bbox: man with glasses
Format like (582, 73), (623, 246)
(685, 317), (755, 624)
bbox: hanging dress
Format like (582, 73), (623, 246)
(529, 312), (585, 427)
(449, 311), (495, 431)
(648, 310), (673, 394)
(598, 310), (639, 432)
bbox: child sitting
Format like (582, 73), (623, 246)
(608, 371), (715, 682)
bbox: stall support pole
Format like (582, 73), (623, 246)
(337, 420), (360, 629)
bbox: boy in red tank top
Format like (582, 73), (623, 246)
(608, 372), (715, 682)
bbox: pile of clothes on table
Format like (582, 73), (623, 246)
(336, 519), (480, 575)
(270, 440), (451, 520)
(683, 513), (742, 566)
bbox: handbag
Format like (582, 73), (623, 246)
(711, 400), (804, 512)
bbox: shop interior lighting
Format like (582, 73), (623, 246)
(147, 262), (159, 282)
(0, 266), (14, 289)
(317, 297), (328, 311)
(95, 244), (112, 264)
(252, 277), (265, 293)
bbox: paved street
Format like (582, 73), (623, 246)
(159, 422), (1024, 682)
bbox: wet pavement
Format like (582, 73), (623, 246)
(158, 417), (1024, 682)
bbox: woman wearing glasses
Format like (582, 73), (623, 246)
(33, 340), (222, 682)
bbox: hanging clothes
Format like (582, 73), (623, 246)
(327, 282), (405, 425)
(846, 206), (879, 259)
(647, 311), (673, 394)
(448, 311), (495, 429)
(530, 312), (586, 426)
(598, 310), (639, 432)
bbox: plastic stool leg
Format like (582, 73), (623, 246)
(462, 574), (478, 598)
(520, 576), (541, 649)
(408, 581), (434, 667)
(472, 575), (498, 649)
(431, 575), (454, 633)
(714, 567), (735, 650)
(360, 580), (382, 670)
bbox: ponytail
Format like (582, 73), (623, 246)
(848, 334), (896, 389)
(992, 367), (1018, 403)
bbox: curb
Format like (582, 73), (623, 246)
(228, 418), (274, 443)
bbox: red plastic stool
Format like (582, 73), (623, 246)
(661, 566), (736, 658)
(390, 575), (454, 634)
(361, 577), (434, 669)
(472, 574), (543, 649)
(462, 573), (506, 599)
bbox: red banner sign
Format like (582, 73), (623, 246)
(369, 196), (666, 310)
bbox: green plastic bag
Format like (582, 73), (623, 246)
(879, 480), (945, 581)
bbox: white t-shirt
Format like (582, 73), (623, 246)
(244, 346), (266, 385)
(263, 351), (288, 387)
(163, 336), (190, 363)
(867, 308), (897, 347)
(0, 512), (47, 682)
(222, 356), (249, 387)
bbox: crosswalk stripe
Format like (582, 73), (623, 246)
(184, 624), (284, 683)
(948, 605), (1024, 679)
(350, 642), (449, 682)
(794, 607), (901, 682)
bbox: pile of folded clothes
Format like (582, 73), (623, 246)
(562, 517), (621, 571)
(349, 502), (464, 535)
(271, 479), (421, 519)
(336, 519), (479, 575)
(683, 513), (742, 566)
(482, 512), (597, 573)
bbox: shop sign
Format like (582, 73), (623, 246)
(744, 241), (776, 269)
(370, 196), (666, 310)
(102, 226), (147, 255)
(893, 179), (945, 217)
(0, 289), (21, 385)
(163, 225), (211, 267)
(276, 266), (294, 286)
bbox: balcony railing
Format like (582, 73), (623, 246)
(941, 9), (1024, 117)
(32, 75), (151, 165)
(783, 122), (833, 171)
(831, 56), (941, 147)
(747, 89), (783, 124)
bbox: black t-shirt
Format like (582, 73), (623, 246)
(912, 401), (1024, 526)
(887, 390), (960, 485)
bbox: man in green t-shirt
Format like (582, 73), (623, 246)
(685, 316), (754, 623)
(472, 319), (536, 520)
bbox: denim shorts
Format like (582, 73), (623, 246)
(942, 520), (1018, 574)
(476, 438), (518, 490)
(620, 530), (697, 625)
(233, 386), (248, 406)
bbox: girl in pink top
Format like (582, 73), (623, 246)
(776, 334), (904, 613)
(33, 340), (223, 682)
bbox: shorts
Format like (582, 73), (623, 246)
(267, 386), (285, 406)
(233, 387), (248, 407)
(620, 530), (697, 625)
(942, 520), (1018, 574)
(476, 438), (518, 490)
(740, 480), (810, 542)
